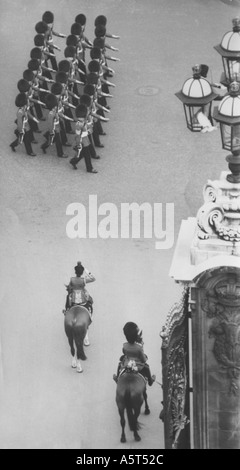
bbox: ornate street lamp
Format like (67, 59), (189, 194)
(175, 65), (217, 132)
(214, 17), (240, 86)
(214, 81), (240, 183)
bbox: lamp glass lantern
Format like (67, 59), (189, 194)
(175, 65), (217, 132)
(214, 18), (240, 86)
(213, 81), (240, 183)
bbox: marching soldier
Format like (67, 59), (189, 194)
(83, 83), (109, 147)
(66, 32), (86, 85)
(10, 93), (38, 156)
(74, 14), (93, 61)
(64, 45), (84, 106)
(27, 58), (54, 111)
(23, 68), (49, 121)
(90, 46), (115, 81)
(94, 15), (120, 40)
(79, 93), (101, 161)
(40, 93), (68, 158)
(42, 11), (67, 70)
(69, 104), (98, 173)
(94, 24), (119, 54)
(93, 36), (120, 66)
(87, 59), (115, 100)
(50, 82), (71, 147)
(17, 78), (44, 138)
(55, 70), (78, 133)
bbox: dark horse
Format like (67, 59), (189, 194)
(116, 371), (150, 443)
(64, 305), (91, 373)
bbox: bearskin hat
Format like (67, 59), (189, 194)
(35, 21), (48, 34)
(93, 37), (105, 49)
(94, 15), (107, 27)
(66, 34), (78, 47)
(51, 82), (63, 95)
(90, 47), (101, 60)
(75, 104), (87, 118)
(64, 46), (76, 58)
(42, 11), (54, 24)
(71, 22), (82, 36)
(15, 93), (27, 107)
(45, 93), (58, 110)
(34, 34), (45, 47)
(123, 322), (140, 344)
(17, 79), (30, 93)
(23, 69), (34, 82)
(75, 14), (86, 26)
(83, 84), (95, 97)
(28, 59), (40, 71)
(58, 60), (71, 73)
(80, 94), (91, 107)
(88, 60), (100, 74)
(94, 25), (106, 38)
(55, 71), (68, 84)
(30, 47), (42, 60)
(86, 73), (98, 85)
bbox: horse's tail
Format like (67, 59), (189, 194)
(73, 326), (87, 361)
(125, 390), (136, 431)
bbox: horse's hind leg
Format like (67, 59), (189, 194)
(119, 409), (126, 443)
(66, 332), (76, 367)
(133, 408), (141, 442)
(143, 390), (150, 415)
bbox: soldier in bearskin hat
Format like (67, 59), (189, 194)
(86, 71), (113, 127)
(83, 83), (110, 146)
(94, 25), (119, 52)
(40, 93), (68, 158)
(55, 70), (78, 134)
(17, 78), (43, 138)
(74, 14), (93, 61)
(90, 46), (115, 78)
(69, 104), (97, 173)
(67, 32), (86, 83)
(79, 93), (101, 162)
(10, 93), (37, 156)
(41, 11), (66, 70)
(94, 15), (120, 40)
(23, 68), (49, 121)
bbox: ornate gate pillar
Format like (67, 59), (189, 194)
(163, 171), (240, 449)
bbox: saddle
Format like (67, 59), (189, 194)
(119, 360), (146, 383)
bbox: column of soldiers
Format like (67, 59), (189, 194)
(10, 11), (120, 174)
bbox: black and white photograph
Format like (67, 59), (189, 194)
(0, 0), (240, 453)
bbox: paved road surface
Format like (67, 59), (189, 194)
(0, 0), (236, 449)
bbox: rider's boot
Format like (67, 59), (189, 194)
(148, 374), (156, 386)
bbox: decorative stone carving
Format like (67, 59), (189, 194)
(169, 346), (190, 449)
(160, 287), (190, 448)
(196, 173), (240, 242)
(160, 285), (189, 348)
(202, 276), (240, 395)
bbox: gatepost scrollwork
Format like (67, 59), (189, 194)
(160, 286), (190, 449)
(202, 276), (240, 395)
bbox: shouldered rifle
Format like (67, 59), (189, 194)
(19, 112), (28, 144)
(49, 111), (59, 145)
(76, 141), (83, 159)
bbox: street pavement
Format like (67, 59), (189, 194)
(0, 0), (237, 449)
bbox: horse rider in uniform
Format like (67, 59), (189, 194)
(113, 322), (156, 386)
(63, 262), (96, 314)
